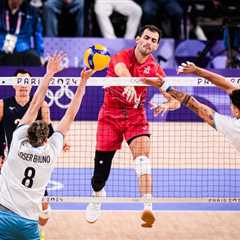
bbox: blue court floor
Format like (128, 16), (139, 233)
(49, 168), (240, 211)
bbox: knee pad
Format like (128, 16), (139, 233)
(91, 150), (115, 192)
(134, 155), (151, 176)
(91, 177), (106, 192)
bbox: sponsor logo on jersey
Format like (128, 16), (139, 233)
(9, 106), (15, 110)
(143, 66), (150, 74)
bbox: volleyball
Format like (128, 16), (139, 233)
(83, 44), (110, 71)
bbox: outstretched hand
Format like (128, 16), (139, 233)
(80, 68), (95, 87)
(46, 52), (66, 76)
(150, 98), (181, 117)
(177, 61), (197, 74)
(150, 102), (169, 117)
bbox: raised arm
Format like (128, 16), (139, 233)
(114, 63), (131, 77)
(19, 53), (65, 126)
(56, 69), (95, 136)
(114, 63), (138, 102)
(178, 62), (237, 94)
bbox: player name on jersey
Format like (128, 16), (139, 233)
(18, 151), (50, 164)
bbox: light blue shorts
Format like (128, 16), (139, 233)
(0, 207), (39, 240)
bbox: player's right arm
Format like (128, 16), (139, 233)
(56, 69), (95, 136)
(178, 62), (238, 94)
(114, 62), (137, 102)
(19, 53), (65, 126)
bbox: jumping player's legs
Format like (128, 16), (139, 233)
(128, 135), (151, 195)
(125, 108), (155, 227)
(86, 106), (123, 223)
(86, 150), (116, 223)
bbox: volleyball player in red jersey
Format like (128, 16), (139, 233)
(86, 25), (180, 227)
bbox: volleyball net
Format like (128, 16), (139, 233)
(1, 76), (240, 203)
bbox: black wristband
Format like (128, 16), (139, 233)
(182, 95), (191, 105)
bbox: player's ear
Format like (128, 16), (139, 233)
(153, 42), (159, 51)
(135, 36), (140, 43)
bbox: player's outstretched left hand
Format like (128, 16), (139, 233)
(46, 52), (66, 76)
(177, 61), (197, 74)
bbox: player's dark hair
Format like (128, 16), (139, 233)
(14, 69), (32, 77)
(138, 25), (162, 43)
(27, 120), (49, 147)
(230, 89), (240, 109)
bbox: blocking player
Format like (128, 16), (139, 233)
(86, 25), (180, 228)
(0, 69), (54, 229)
(145, 61), (240, 153)
(0, 52), (94, 239)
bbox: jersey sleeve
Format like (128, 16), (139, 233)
(156, 64), (166, 77)
(48, 131), (64, 156)
(214, 112), (240, 142)
(12, 125), (29, 142)
(110, 51), (131, 70)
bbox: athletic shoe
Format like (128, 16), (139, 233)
(141, 209), (155, 228)
(85, 189), (106, 223)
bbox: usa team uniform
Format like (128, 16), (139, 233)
(0, 125), (63, 240)
(96, 48), (165, 151)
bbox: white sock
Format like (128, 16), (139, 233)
(95, 189), (105, 197)
(143, 193), (152, 211)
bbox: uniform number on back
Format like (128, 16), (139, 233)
(22, 167), (36, 188)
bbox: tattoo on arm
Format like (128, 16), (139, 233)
(167, 87), (215, 127)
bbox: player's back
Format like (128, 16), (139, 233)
(0, 125), (63, 221)
(2, 97), (42, 149)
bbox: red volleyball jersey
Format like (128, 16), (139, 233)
(104, 48), (165, 108)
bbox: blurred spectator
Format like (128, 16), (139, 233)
(44, 0), (84, 37)
(0, 0), (44, 66)
(30, 0), (44, 8)
(94, 0), (142, 39)
(141, 0), (183, 40)
(215, 0), (240, 67)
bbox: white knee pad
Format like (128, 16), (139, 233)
(134, 156), (151, 176)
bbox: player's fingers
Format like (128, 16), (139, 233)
(149, 102), (158, 110)
(181, 62), (187, 67)
(153, 107), (161, 117)
(177, 66), (184, 74)
(160, 108), (168, 116)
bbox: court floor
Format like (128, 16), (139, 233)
(44, 211), (240, 240)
